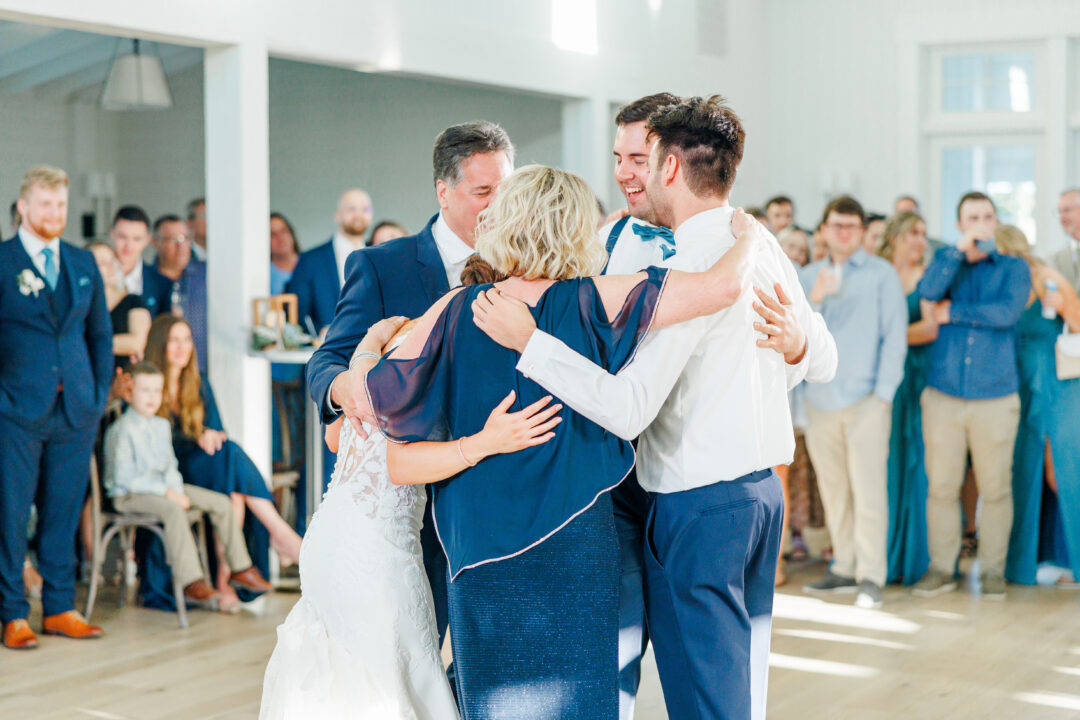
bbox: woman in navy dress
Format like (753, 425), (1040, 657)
(143, 314), (302, 606)
(362, 165), (765, 720)
(997, 226), (1080, 585)
(878, 211), (936, 584)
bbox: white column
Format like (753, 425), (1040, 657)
(1045, 35), (1069, 255)
(561, 96), (614, 211)
(203, 41), (271, 478)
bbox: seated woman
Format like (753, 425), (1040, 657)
(89, 241), (152, 371)
(363, 165), (767, 720)
(144, 314), (303, 608)
(998, 225), (1080, 586)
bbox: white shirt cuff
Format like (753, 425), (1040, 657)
(326, 375), (342, 414)
(516, 330), (559, 379)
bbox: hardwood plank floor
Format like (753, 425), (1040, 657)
(2, 561), (1079, 719)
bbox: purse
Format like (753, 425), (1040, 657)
(1055, 331), (1080, 380)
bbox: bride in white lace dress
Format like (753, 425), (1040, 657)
(260, 316), (561, 720)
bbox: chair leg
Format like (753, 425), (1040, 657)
(117, 528), (132, 608)
(145, 525), (188, 629)
(84, 524), (119, 622)
(195, 519), (211, 583)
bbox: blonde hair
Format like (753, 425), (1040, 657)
(20, 165), (69, 199)
(474, 165), (606, 281)
(87, 241), (126, 294)
(879, 211), (924, 262)
(995, 224), (1041, 268)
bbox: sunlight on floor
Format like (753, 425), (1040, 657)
(772, 593), (922, 634)
(773, 628), (914, 651)
(768, 652), (878, 678)
(1013, 691), (1080, 712)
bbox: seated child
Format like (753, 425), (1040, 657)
(103, 361), (272, 607)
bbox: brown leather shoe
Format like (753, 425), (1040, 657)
(3, 619), (38, 649)
(229, 566), (273, 593)
(184, 579), (220, 605)
(42, 610), (104, 639)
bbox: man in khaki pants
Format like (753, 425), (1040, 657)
(799, 196), (908, 609)
(913, 192), (1029, 599)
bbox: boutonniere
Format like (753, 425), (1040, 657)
(17, 269), (45, 298)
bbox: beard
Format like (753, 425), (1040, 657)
(26, 213), (66, 241)
(342, 218), (371, 238)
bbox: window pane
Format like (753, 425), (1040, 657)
(941, 51), (1034, 112)
(941, 143), (1037, 244)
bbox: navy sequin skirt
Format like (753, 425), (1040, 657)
(447, 493), (620, 720)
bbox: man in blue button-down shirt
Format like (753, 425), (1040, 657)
(798, 196), (908, 609)
(913, 191), (1029, 600)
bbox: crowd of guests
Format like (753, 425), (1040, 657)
(3, 154), (1080, 650)
(0, 163), (408, 649)
(757, 188), (1080, 608)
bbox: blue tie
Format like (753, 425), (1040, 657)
(41, 247), (58, 290)
(632, 223), (676, 260)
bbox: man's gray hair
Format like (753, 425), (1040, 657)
(432, 121), (515, 187)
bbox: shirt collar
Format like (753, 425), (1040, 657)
(432, 212), (475, 265)
(332, 231), (365, 255)
(671, 206), (734, 246)
(124, 261), (143, 284)
(18, 225), (61, 259)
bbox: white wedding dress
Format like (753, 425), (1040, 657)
(259, 417), (459, 720)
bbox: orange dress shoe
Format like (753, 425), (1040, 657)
(42, 610), (104, 639)
(184, 579), (220, 605)
(3, 619), (39, 649)
(229, 566), (273, 594)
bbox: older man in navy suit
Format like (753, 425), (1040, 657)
(1, 166), (113, 649)
(307, 121), (514, 647)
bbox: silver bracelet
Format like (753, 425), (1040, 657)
(349, 350), (381, 370)
(458, 437), (478, 468)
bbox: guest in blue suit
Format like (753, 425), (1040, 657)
(111, 205), (171, 317)
(153, 215), (208, 370)
(308, 120), (514, 650)
(1, 165), (112, 649)
(287, 189), (373, 495)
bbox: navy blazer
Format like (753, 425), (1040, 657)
(308, 214), (450, 422)
(0, 237), (113, 429)
(286, 239), (341, 334)
(141, 262), (174, 316)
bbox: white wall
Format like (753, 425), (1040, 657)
(0, 95), (117, 239)
(766, 0), (1080, 252)
(267, 60), (564, 248)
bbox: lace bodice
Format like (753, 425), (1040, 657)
(325, 419), (426, 530)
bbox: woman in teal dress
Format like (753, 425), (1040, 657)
(879, 212), (937, 584)
(997, 225), (1080, 585)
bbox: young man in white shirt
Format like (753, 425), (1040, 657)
(474, 96), (837, 720)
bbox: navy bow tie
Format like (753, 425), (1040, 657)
(632, 223), (676, 260)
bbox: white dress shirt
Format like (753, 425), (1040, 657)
(19, 226), (62, 276)
(432, 213), (474, 289)
(517, 205), (838, 494)
(123, 261), (144, 295)
(332, 231), (366, 289)
(601, 216), (668, 275)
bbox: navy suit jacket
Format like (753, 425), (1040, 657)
(308, 215), (450, 423)
(286, 239), (341, 334)
(142, 262), (174, 316)
(0, 238), (113, 429)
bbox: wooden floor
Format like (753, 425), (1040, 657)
(3, 560), (1080, 719)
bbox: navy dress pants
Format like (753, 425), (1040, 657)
(644, 469), (784, 720)
(0, 410), (96, 623)
(611, 470), (651, 720)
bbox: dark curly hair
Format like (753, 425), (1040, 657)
(460, 255), (507, 286)
(645, 95), (745, 199)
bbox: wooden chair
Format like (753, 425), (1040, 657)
(84, 458), (210, 629)
(271, 378), (303, 526)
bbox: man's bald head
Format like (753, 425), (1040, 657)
(335, 189), (373, 241)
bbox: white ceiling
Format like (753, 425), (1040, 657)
(0, 20), (202, 104)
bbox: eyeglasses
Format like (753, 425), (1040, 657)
(162, 234), (189, 245)
(825, 222), (863, 234)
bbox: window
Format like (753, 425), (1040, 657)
(941, 51), (1035, 113)
(939, 143), (1037, 244)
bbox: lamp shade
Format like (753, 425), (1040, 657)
(101, 41), (172, 110)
